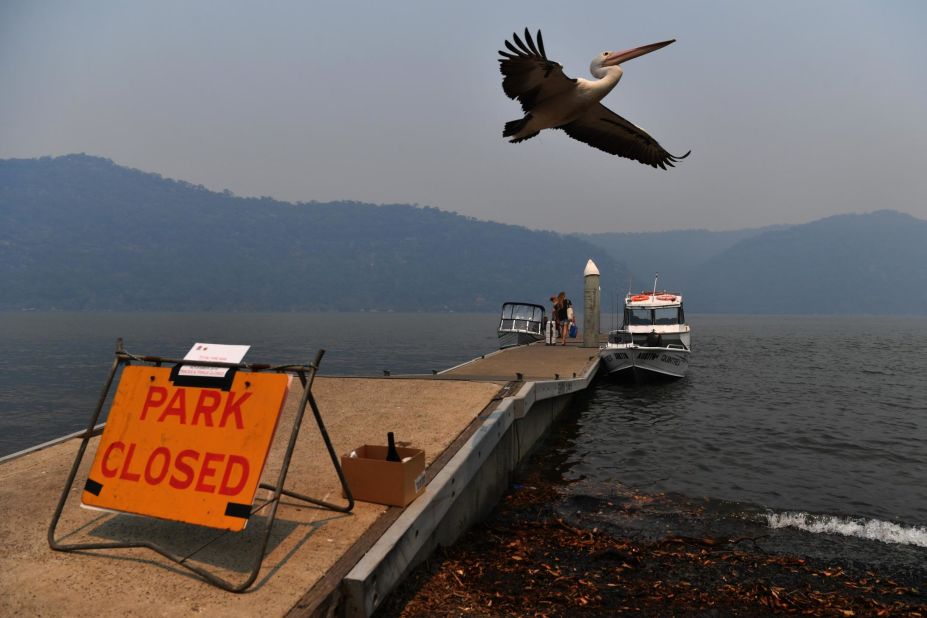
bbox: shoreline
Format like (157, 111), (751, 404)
(380, 465), (927, 616)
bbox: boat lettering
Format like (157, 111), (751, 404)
(659, 354), (688, 367)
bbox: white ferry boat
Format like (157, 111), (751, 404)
(600, 288), (690, 380)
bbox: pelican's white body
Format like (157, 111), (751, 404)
(509, 65), (622, 142)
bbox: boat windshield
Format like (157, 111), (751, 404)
(500, 303), (545, 334)
(627, 308), (651, 326)
(654, 308), (679, 325)
(502, 304), (544, 321)
(625, 306), (684, 326)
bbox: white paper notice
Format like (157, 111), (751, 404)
(179, 343), (250, 378)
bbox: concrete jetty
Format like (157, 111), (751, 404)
(0, 342), (601, 617)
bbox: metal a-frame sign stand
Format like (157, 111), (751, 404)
(48, 338), (354, 592)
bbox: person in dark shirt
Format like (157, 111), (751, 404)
(549, 295), (559, 344)
(557, 292), (569, 345)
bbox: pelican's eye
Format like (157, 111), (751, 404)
(602, 52), (608, 57)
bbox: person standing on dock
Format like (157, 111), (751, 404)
(546, 296), (558, 345)
(566, 299), (576, 340)
(550, 296), (560, 345)
(557, 292), (570, 345)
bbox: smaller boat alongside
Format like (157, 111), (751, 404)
(497, 302), (546, 349)
(600, 289), (690, 380)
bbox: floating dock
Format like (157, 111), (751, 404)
(0, 342), (601, 617)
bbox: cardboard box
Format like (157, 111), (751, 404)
(341, 445), (426, 507)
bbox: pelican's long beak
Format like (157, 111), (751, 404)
(605, 39), (675, 66)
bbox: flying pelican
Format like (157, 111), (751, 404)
(498, 28), (690, 169)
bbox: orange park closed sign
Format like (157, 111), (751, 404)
(82, 366), (290, 531)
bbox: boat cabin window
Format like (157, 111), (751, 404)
(500, 304), (545, 333)
(502, 304), (543, 322)
(626, 308), (651, 326)
(654, 308), (679, 325)
(624, 306), (683, 326)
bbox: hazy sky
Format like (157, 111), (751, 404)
(2, 1), (925, 232)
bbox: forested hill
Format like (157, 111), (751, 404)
(0, 154), (626, 311)
(583, 210), (927, 315)
(4, 155), (922, 314)
(578, 226), (787, 290)
(685, 210), (927, 314)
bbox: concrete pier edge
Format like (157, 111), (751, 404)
(338, 353), (602, 617)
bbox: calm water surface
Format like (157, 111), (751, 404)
(552, 314), (927, 571)
(2, 312), (925, 569)
(0, 312), (498, 456)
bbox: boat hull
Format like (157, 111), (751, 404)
(498, 331), (544, 349)
(600, 345), (689, 380)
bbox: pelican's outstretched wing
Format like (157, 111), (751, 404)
(498, 28), (576, 113)
(560, 104), (690, 169)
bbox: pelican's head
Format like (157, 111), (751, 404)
(591, 39), (676, 75)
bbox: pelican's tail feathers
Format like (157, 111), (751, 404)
(503, 115), (536, 141)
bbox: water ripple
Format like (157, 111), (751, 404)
(566, 314), (927, 530)
(766, 511), (927, 548)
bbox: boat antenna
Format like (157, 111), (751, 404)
(652, 272), (659, 296)
(622, 276), (631, 331)
(612, 289), (616, 332)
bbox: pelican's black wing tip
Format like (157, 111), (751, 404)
(536, 30), (546, 59)
(658, 149), (691, 170)
(523, 28), (541, 56)
(504, 28), (546, 59)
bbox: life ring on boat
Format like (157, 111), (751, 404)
(656, 294), (676, 301)
(630, 294), (650, 302)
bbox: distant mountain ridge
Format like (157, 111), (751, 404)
(583, 211), (927, 315)
(578, 226), (789, 291)
(687, 210), (927, 314)
(0, 154), (625, 311)
(2, 155), (923, 314)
